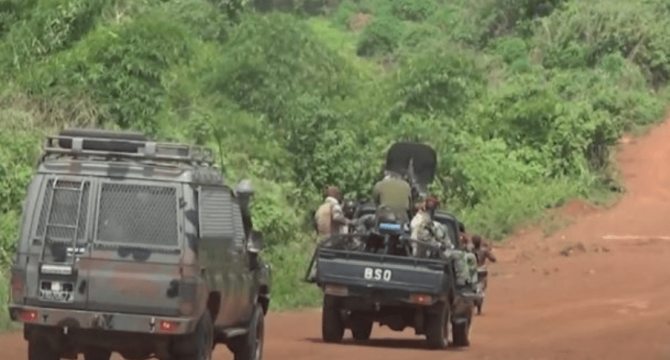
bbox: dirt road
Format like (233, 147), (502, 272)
(5, 120), (670, 360)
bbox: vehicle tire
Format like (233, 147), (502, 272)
(176, 309), (214, 360)
(233, 303), (265, 360)
(350, 315), (373, 341)
(28, 336), (59, 360)
(451, 318), (471, 347)
(425, 302), (450, 349)
(322, 295), (344, 343)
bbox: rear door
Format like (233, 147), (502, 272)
(24, 176), (93, 310)
(83, 179), (185, 316)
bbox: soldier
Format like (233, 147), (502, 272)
(307, 186), (352, 282)
(410, 196), (439, 251)
(316, 186), (350, 236)
(459, 222), (474, 252)
(472, 235), (496, 314)
(342, 200), (357, 234)
(472, 235), (496, 267)
(372, 171), (413, 222)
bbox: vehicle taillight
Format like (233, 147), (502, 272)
(18, 310), (38, 323)
(159, 320), (179, 333)
(409, 293), (433, 305)
(324, 284), (348, 297)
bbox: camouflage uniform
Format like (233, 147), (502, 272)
(410, 210), (437, 256)
(372, 175), (412, 222)
(449, 250), (478, 287)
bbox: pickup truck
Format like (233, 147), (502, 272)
(315, 210), (476, 349)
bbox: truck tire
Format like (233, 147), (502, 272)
(350, 315), (373, 341)
(322, 295), (344, 343)
(425, 302), (450, 349)
(232, 303), (265, 360)
(28, 336), (59, 360)
(196, 310), (215, 360)
(451, 317), (471, 347)
(175, 309), (214, 360)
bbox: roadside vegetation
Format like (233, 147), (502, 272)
(1, 0), (669, 315)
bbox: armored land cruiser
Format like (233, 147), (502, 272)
(313, 142), (477, 349)
(7, 129), (271, 360)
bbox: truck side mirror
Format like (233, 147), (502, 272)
(235, 179), (254, 209)
(248, 230), (265, 254)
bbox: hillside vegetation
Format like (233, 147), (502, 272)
(1, 0), (670, 318)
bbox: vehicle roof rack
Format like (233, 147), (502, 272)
(39, 128), (215, 167)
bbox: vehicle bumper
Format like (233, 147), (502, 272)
(9, 305), (197, 335)
(322, 284), (446, 308)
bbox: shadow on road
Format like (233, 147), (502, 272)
(302, 337), (468, 352)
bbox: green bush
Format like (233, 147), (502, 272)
(0, 0), (670, 318)
(21, 14), (194, 134)
(356, 16), (404, 56)
(333, 0), (358, 29)
(401, 22), (441, 48)
(209, 12), (355, 121)
(391, 45), (485, 118)
(391, 0), (436, 22)
(533, 0), (670, 87)
(0, 0), (106, 73)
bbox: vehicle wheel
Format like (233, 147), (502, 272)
(233, 303), (265, 360)
(350, 316), (373, 341)
(425, 302), (450, 349)
(322, 295), (344, 343)
(84, 348), (112, 360)
(451, 317), (471, 347)
(176, 309), (214, 360)
(28, 336), (59, 360)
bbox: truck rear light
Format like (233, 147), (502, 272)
(324, 284), (348, 297)
(410, 293), (432, 305)
(159, 320), (179, 333)
(18, 310), (38, 323)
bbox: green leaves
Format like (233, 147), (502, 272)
(0, 0), (669, 311)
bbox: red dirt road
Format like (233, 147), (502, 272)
(5, 120), (670, 359)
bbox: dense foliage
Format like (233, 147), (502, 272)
(1, 0), (669, 314)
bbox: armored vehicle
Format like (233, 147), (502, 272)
(8, 129), (271, 360)
(313, 142), (477, 349)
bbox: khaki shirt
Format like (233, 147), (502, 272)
(372, 177), (412, 216)
(314, 197), (346, 238)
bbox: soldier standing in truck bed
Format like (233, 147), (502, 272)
(372, 171), (413, 222)
(307, 186), (353, 281)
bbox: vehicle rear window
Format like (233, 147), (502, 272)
(96, 183), (178, 246)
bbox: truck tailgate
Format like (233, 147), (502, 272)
(316, 248), (449, 293)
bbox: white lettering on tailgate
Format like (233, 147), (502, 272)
(363, 267), (392, 282)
